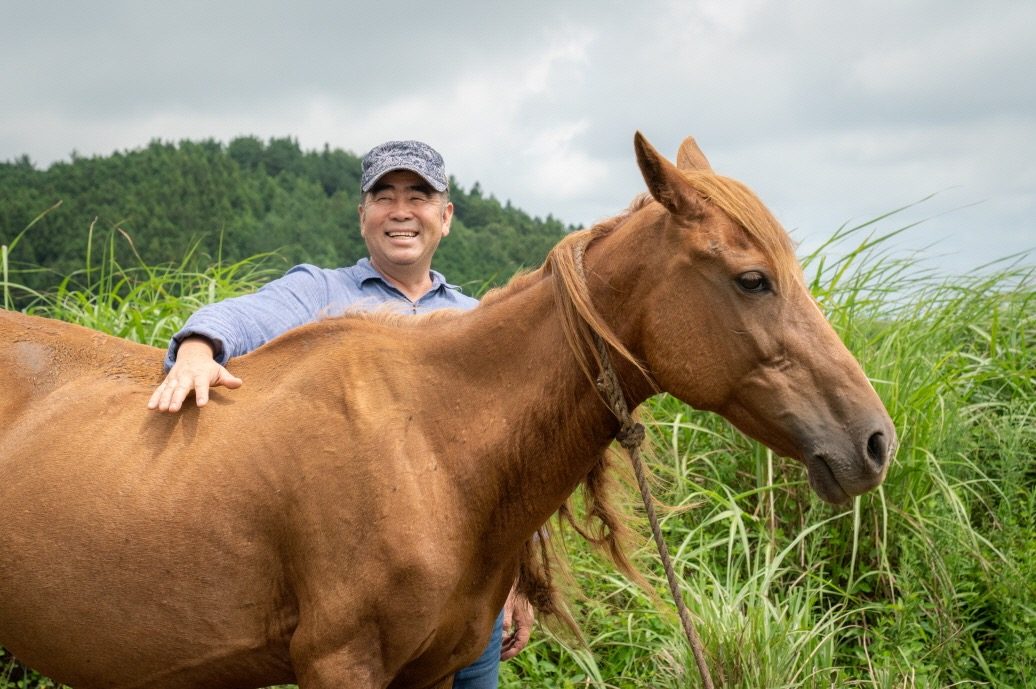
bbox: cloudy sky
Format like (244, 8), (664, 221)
(2, 0), (1034, 274)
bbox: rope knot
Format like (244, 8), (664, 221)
(616, 421), (645, 449)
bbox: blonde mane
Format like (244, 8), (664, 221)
(510, 195), (657, 634)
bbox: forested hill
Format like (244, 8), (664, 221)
(0, 137), (575, 294)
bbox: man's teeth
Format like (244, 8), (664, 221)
(388, 232), (417, 238)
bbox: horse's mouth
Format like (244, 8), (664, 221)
(806, 455), (850, 505)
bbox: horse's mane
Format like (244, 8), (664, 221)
(511, 194), (656, 636)
(242, 307), (461, 370)
(336, 306), (465, 327)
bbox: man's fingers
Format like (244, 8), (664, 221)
(169, 380), (192, 412)
(218, 369), (243, 389)
(501, 583), (535, 660)
(194, 375), (211, 407)
(159, 381), (179, 412)
(500, 596), (534, 660)
(146, 383), (164, 409)
(151, 376), (193, 413)
(148, 360), (242, 413)
(500, 622), (531, 660)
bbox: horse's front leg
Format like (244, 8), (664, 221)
(293, 646), (388, 689)
(423, 676), (455, 689)
(293, 647), (454, 689)
(291, 627), (392, 689)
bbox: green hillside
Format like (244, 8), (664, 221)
(0, 137), (572, 300)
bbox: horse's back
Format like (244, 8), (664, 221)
(0, 309), (160, 424)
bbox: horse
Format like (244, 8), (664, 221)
(0, 133), (894, 689)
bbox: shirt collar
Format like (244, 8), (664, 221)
(354, 257), (461, 293)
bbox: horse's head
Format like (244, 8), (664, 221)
(589, 133), (895, 504)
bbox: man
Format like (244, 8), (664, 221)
(148, 140), (533, 689)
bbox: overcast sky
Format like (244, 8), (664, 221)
(2, 0), (1033, 275)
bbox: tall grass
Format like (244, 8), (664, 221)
(2, 211), (1033, 689)
(503, 214), (1035, 688)
(2, 220), (284, 344)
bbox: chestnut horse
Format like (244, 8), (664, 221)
(0, 133), (894, 689)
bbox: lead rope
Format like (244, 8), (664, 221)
(591, 335), (716, 689)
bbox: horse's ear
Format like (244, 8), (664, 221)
(634, 131), (705, 218)
(676, 136), (712, 172)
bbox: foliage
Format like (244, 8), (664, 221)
(1, 206), (1034, 688)
(0, 138), (572, 304)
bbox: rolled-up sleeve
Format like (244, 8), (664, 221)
(164, 264), (332, 370)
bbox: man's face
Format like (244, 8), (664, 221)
(358, 169), (453, 275)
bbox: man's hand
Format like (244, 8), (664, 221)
(501, 584), (534, 661)
(147, 337), (242, 413)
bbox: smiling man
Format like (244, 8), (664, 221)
(359, 159), (455, 301)
(147, 140), (532, 689)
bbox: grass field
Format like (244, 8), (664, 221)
(2, 213), (1034, 688)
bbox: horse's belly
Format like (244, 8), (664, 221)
(0, 501), (296, 689)
(0, 494), (294, 689)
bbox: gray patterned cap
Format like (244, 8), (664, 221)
(360, 140), (448, 193)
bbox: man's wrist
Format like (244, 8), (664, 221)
(176, 335), (217, 361)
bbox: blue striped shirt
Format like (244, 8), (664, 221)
(164, 258), (479, 369)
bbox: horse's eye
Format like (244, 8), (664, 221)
(737, 271), (770, 293)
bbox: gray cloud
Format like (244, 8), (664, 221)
(2, 0), (1033, 274)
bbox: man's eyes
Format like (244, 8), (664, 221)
(373, 194), (431, 204)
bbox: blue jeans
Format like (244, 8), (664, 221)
(452, 610), (504, 689)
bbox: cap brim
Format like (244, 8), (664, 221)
(361, 164), (448, 193)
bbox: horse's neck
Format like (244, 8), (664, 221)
(430, 274), (623, 549)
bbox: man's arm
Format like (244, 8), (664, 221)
(148, 264), (334, 413)
(162, 264), (335, 369)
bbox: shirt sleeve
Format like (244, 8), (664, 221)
(163, 264), (333, 370)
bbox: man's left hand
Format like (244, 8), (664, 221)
(500, 585), (534, 660)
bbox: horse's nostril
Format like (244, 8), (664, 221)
(866, 431), (889, 470)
